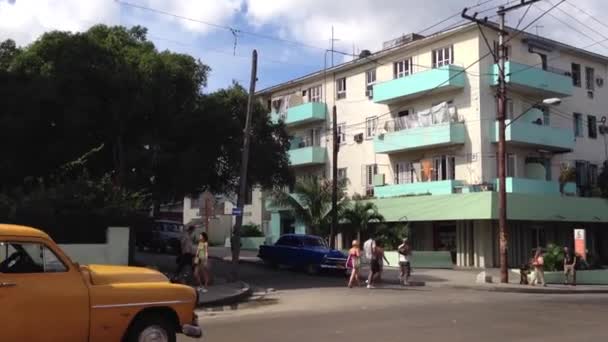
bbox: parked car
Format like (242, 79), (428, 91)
(136, 220), (184, 254)
(0, 224), (202, 341)
(258, 234), (348, 275)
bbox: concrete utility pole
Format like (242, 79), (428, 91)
(331, 105), (339, 248)
(462, 0), (540, 283)
(232, 49), (257, 279)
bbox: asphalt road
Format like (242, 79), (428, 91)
(176, 260), (608, 342)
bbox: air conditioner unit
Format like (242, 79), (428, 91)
(365, 86), (374, 99)
(597, 77), (604, 88)
(354, 133), (364, 143)
(564, 71), (572, 77)
(365, 187), (375, 197)
(599, 125), (608, 135)
(588, 91), (594, 99)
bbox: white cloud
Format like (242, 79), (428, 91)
(244, 0), (608, 56)
(145, 0), (243, 34)
(0, 0), (119, 44)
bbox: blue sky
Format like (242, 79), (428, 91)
(2, 0), (608, 92)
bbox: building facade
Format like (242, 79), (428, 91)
(258, 24), (608, 268)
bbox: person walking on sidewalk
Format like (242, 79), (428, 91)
(175, 225), (196, 282)
(563, 246), (577, 286)
(530, 247), (546, 287)
(347, 240), (361, 288)
(194, 232), (210, 293)
(368, 241), (390, 289)
(398, 238), (412, 286)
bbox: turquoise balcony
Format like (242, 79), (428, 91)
(288, 146), (327, 167)
(375, 180), (464, 199)
(492, 118), (574, 152)
(494, 178), (577, 196)
(270, 102), (327, 126)
(374, 122), (466, 154)
(491, 61), (573, 97)
(373, 65), (465, 104)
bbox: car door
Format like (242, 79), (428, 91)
(0, 237), (89, 341)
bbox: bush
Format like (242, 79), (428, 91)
(543, 244), (564, 272)
(241, 224), (264, 237)
(375, 223), (410, 250)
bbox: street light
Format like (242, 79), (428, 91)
(506, 97), (562, 128)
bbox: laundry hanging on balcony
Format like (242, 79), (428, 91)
(385, 101), (458, 132)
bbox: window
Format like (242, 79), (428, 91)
(586, 67), (595, 90)
(364, 164), (378, 188)
(365, 69), (376, 98)
(588, 115), (598, 139)
(541, 107), (550, 126)
(432, 46), (454, 68)
(573, 113), (584, 137)
(336, 77), (347, 99)
(394, 162), (415, 184)
(308, 85), (322, 102)
(365, 116), (378, 138)
(393, 58), (412, 78)
(338, 168), (348, 181)
(337, 123), (346, 144)
(590, 164), (599, 186)
(0, 242), (67, 273)
(576, 160), (590, 189)
(431, 155), (456, 181)
(572, 63), (581, 87)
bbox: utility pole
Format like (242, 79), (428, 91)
(331, 105), (339, 249)
(463, 0), (539, 283)
(231, 49), (257, 279)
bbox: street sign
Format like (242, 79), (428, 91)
(232, 207), (243, 216)
(574, 228), (586, 260)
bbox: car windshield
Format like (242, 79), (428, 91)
(301, 237), (327, 247)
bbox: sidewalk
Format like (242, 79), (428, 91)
(195, 278), (252, 307)
(207, 247), (608, 294)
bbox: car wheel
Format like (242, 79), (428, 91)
(126, 314), (176, 342)
(262, 258), (278, 269)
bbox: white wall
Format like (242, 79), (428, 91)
(59, 227), (130, 265)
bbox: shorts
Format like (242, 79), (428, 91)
(371, 260), (381, 273)
(399, 261), (411, 276)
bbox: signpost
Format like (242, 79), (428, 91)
(574, 228), (586, 261)
(232, 207), (243, 217)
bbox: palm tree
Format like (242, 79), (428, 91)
(271, 176), (348, 243)
(341, 201), (384, 242)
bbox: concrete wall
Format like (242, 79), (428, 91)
(59, 227), (130, 265)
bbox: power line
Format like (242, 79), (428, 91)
(114, 0), (353, 55)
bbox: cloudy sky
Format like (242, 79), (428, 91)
(1, 0), (608, 91)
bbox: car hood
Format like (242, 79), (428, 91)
(85, 264), (169, 286)
(307, 246), (347, 259)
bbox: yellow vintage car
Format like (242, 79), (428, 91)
(0, 224), (202, 341)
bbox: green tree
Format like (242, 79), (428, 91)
(271, 177), (348, 241)
(341, 201), (384, 242)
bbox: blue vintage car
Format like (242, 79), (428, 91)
(258, 234), (348, 274)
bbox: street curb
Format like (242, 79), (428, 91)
(428, 283), (608, 294)
(209, 255), (262, 265)
(197, 281), (253, 308)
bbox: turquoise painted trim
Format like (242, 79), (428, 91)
(543, 270), (608, 285)
(492, 120), (575, 152)
(494, 177), (577, 196)
(270, 102), (327, 126)
(492, 61), (573, 97)
(375, 180), (463, 198)
(384, 251), (453, 269)
(288, 146), (327, 166)
(373, 65), (466, 104)
(374, 122), (465, 154)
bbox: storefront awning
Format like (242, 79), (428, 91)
(370, 192), (608, 223)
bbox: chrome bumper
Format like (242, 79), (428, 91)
(182, 324), (203, 338)
(183, 312), (203, 338)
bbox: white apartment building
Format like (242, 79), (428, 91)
(258, 23), (608, 268)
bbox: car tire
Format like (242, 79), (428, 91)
(262, 258), (278, 269)
(126, 313), (176, 342)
